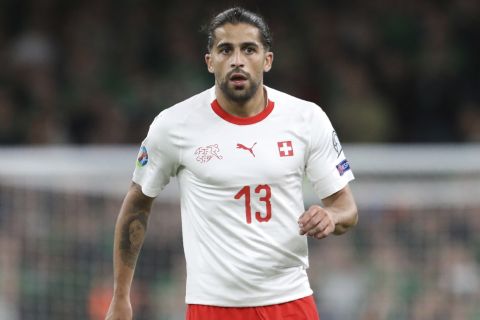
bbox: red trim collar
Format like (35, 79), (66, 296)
(211, 99), (274, 125)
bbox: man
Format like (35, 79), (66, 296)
(106, 7), (358, 320)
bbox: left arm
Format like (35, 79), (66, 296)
(298, 185), (358, 239)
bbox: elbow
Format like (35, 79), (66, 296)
(352, 205), (359, 227)
(349, 204), (359, 229)
(333, 205), (358, 235)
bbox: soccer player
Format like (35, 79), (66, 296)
(105, 7), (358, 320)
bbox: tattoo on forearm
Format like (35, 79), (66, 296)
(119, 211), (148, 269)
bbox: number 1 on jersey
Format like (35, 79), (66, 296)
(234, 184), (272, 224)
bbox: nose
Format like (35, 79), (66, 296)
(230, 49), (245, 68)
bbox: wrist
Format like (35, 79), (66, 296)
(325, 209), (337, 227)
(112, 292), (130, 301)
(112, 286), (131, 299)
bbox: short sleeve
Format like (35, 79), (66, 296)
(132, 111), (180, 197)
(305, 106), (354, 199)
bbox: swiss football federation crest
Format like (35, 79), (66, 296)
(195, 144), (223, 163)
(136, 145), (148, 168)
(278, 141), (294, 157)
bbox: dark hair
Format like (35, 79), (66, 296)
(205, 7), (273, 52)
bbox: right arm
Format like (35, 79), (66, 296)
(105, 182), (154, 320)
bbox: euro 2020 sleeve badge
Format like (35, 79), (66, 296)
(136, 145), (149, 168)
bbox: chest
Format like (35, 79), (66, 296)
(179, 122), (308, 186)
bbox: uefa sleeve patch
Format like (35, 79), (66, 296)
(136, 145), (149, 168)
(336, 159), (351, 176)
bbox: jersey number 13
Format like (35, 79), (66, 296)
(234, 185), (272, 224)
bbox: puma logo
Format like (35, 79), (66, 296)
(237, 142), (257, 157)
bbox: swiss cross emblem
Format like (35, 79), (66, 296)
(277, 141), (294, 157)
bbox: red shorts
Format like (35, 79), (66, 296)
(186, 295), (319, 320)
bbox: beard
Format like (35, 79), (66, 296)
(218, 70), (261, 103)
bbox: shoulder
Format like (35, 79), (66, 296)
(266, 86), (327, 120)
(159, 87), (213, 120)
(149, 87), (213, 131)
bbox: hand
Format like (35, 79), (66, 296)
(298, 205), (336, 239)
(105, 295), (132, 320)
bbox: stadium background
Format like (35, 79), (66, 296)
(0, 0), (479, 319)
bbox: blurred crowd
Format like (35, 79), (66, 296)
(310, 205), (480, 320)
(1, 184), (479, 320)
(0, 0), (479, 145)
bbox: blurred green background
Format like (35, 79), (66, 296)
(0, 0), (479, 319)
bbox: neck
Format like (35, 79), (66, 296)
(215, 86), (267, 118)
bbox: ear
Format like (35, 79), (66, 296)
(205, 53), (214, 73)
(263, 51), (274, 73)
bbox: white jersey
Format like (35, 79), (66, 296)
(132, 86), (354, 307)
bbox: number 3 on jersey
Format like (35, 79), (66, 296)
(234, 185), (272, 224)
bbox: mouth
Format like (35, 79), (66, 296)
(229, 72), (249, 87)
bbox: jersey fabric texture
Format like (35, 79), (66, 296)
(132, 86), (354, 307)
(186, 295), (319, 320)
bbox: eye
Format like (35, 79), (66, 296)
(244, 46), (256, 54)
(219, 47), (231, 54)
